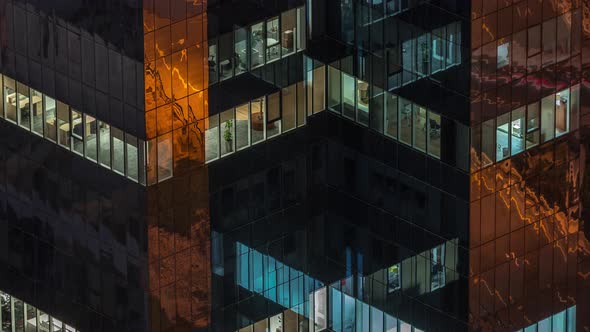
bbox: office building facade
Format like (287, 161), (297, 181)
(0, 0), (589, 331)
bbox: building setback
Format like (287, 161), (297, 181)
(0, 0), (589, 331)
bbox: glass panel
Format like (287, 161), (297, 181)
(482, 119), (495, 166)
(157, 132), (173, 181)
(570, 84), (580, 132)
(496, 113), (510, 162)
(4, 77), (17, 123)
(57, 101), (70, 149)
(342, 73), (356, 119)
(24, 304), (36, 332)
(71, 109), (84, 156)
(541, 94), (555, 143)
(235, 103), (250, 150)
(267, 91), (281, 138)
(84, 115), (98, 161)
(0, 75), (3, 118)
(16, 82), (30, 130)
(44, 96), (57, 142)
(282, 85), (297, 132)
(235, 27), (248, 75)
(357, 79), (369, 125)
(538, 316), (550, 332)
(313, 66), (325, 114)
(556, 13), (571, 62)
(296, 81), (306, 126)
(370, 87), (384, 133)
(52, 318), (63, 332)
(526, 102), (540, 149)
(266, 17), (280, 62)
(0, 293), (10, 332)
(147, 139), (158, 185)
(399, 97), (412, 145)
(111, 127), (125, 174)
(555, 88), (569, 137)
(511, 107), (525, 156)
(220, 108), (235, 156)
(126, 134), (139, 181)
(219, 32), (234, 81)
(328, 66), (341, 113)
(566, 306), (576, 332)
(553, 310), (566, 332)
(314, 288), (327, 331)
(251, 22), (265, 68)
(281, 9), (296, 56)
(384, 93), (398, 139)
(251, 97), (266, 144)
(297, 7), (306, 51)
(428, 111), (441, 158)
(385, 314), (398, 332)
(38, 311), (50, 332)
(14, 298), (24, 332)
(542, 18), (556, 67)
(98, 121), (111, 168)
(370, 308), (383, 332)
(413, 105), (426, 152)
(497, 42), (510, 69)
(31, 89), (43, 135)
(208, 39), (218, 84)
(270, 313), (282, 332)
(205, 114), (219, 162)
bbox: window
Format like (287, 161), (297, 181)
(250, 22), (264, 68)
(296, 81), (306, 127)
(555, 88), (569, 137)
(208, 39), (218, 84)
(357, 79), (369, 125)
(428, 111), (441, 158)
(98, 121), (111, 168)
(205, 114), (219, 162)
(219, 32), (234, 81)
(251, 97), (265, 144)
(16, 82), (30, 129)
(526, 102), (540, 149)
(369, 87), (384, 133)
(126, 133), (139, 181)
(296, 7), (306, 52)
(0, 75), (3, 118)
(556, 13), (571, 63)
(71, 109), (84, 155)
(282, 84), (297, 132)
(570, 84), (580, 132)
(387, 263), (401, 292)
(496, 113), (510, 161)
(234, 28), (248, 75)
(84, 114), (97, 161)
(384, 93), (398, 139)
(57, 101), (70, 149)
(342, 72), (356, 119)
(111, 127), (125, 175)
(267, 91), (281, 137)
(312, 66), (326, 115)
(3, 76), (16, 123)
(281, 9), (297, 56)
(511, 107), (525, 156)
(220, 108), (235, 156)
(235, 103), (250, 150)
(31, 89), (43, 136)
(430, 244), (445, 290)
(497, 41), (509, 68)
(541, 94), (555, 143)
(266, 17), (280, 62)
(328, 66), (341, 112)
(481, 119), (495, 166)
(413, 105), (426, 152)
(399, 97), (412, 145)
(44, 97), (57, 142)
(542, 18), (556, 67)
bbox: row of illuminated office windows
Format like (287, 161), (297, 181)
(327, 66), (443, 159)
(0, 74), (148, 184)
(474, 85), (580, 168)
(208, 6), (306, 84)
(235, 242), (426, 332)
(1, 291), (78, 332)
(204, 64), (326, 162)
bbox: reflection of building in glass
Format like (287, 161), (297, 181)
(1, 0), (590, 331)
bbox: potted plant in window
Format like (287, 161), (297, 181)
(224, 120), (233, 152)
